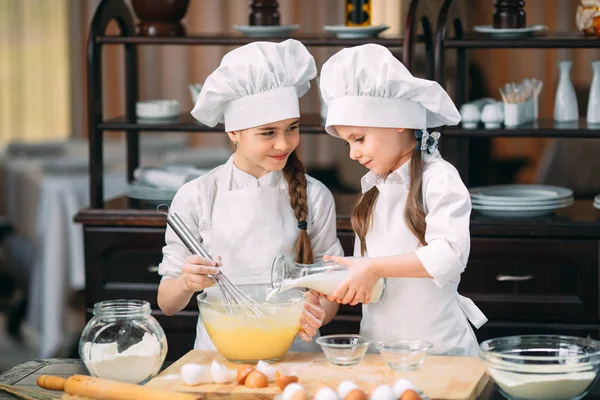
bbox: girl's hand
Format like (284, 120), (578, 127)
(179, 255), (222, 293)
(299, 290), (326, 341)
(323, 255), (379, 305)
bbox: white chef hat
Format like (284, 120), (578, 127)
(191, 39), (317, 132)
(319, 44), (461, 137)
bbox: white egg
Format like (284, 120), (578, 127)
(371, 385), (395, 400)
(210, 360), (233, 384)
(314, 386), (339, 400)
(392, 379), (416, 398)
(282, 383), (306, 400)
(337, 381), (359, 399)
(256, 360), (278, 382)
(180, 363), (211, 385)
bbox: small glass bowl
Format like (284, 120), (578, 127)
(480, 335), (600, 400)
(376, 340), (433, 371)
(316, 334), (371, 366)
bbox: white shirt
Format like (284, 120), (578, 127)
(360, 149), (472, 288)
(159, 156), (344, 279)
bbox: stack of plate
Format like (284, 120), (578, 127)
(126, 181), (178, 204)
(594, 194), (600, 210)
(126, 166), (208, 204)
(470, 184), (574, 218)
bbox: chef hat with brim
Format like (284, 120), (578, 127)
(319, 44), (461, 138)
(191, 39), (317, 132)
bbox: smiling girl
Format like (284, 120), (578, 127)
(157, 39), (343, 351)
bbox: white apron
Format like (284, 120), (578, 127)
(194, 169), (321, 352)
(359, 184), (486, 357)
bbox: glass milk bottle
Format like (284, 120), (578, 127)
(269, 255), (386, 303)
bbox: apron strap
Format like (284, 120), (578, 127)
(457, 294), (488, 329)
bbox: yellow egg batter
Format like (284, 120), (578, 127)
(202, 304), (302, 362)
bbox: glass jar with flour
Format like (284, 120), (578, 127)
(79, 300), (168, 384)
(269, 255), (386, 303)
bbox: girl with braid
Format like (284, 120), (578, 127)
(157, 40), (343, 351)
(318, 44), (487, 356)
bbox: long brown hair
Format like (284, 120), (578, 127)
(352, 149), (427, 256)
(283, 151), (314, 264)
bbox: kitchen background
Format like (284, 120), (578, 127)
(0, 0), (599, 373)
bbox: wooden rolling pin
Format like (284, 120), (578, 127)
(37, 375), (201, 400)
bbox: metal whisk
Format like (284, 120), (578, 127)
(158, 206), (266, 318)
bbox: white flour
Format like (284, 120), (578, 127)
(270, 270), (385, 303)
(83, 332), (163, 384)
(490, 368), (597, 400)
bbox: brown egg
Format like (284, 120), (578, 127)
(399, 389), (422, 400)
(244, 370), (269, 388)
(290, 390), (309, 400)
(276, 374), (299, 391)
(345, 389), (368, 400)
(236, 365), (255, 384)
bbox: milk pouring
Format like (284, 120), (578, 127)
(268, 255), (386, 303)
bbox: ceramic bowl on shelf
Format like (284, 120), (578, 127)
(460, 103), (481, 128)
(136, 100), (180, 119)
(480, 335), (600, 400)
(233, 24), (300, 38)
(323, 24), (389, 39)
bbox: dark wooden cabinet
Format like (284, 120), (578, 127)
(462, 238), (600, 323)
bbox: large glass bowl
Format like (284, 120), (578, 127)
(479, 335), (600, 400)
(197, 284), (305, 363)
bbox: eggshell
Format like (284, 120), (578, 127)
(244, 370), (269, 388)
(236, 365), (255, 384)
(210, 360), (233, 384)
(256, 360), (278, 382)
(180, 363), (210, 385)
(276, 374), (299, 391)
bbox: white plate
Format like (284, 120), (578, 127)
(473, 24), (548, 38)
(473, 200), (574, 218)
(233, 24), (300, 38)
(323, 24), (389, 38)
(469, 185), (573, 202)
(126, 181), (177, 202)
(471, 196), (574, 207)
(472, 200), (574, 211)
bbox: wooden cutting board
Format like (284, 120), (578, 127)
(145, 350), (489, 400)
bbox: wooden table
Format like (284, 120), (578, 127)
(1, 359), (600, 400)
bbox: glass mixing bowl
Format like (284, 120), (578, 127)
(197, 284), (305, 363)
(479, 335), (600, 400)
